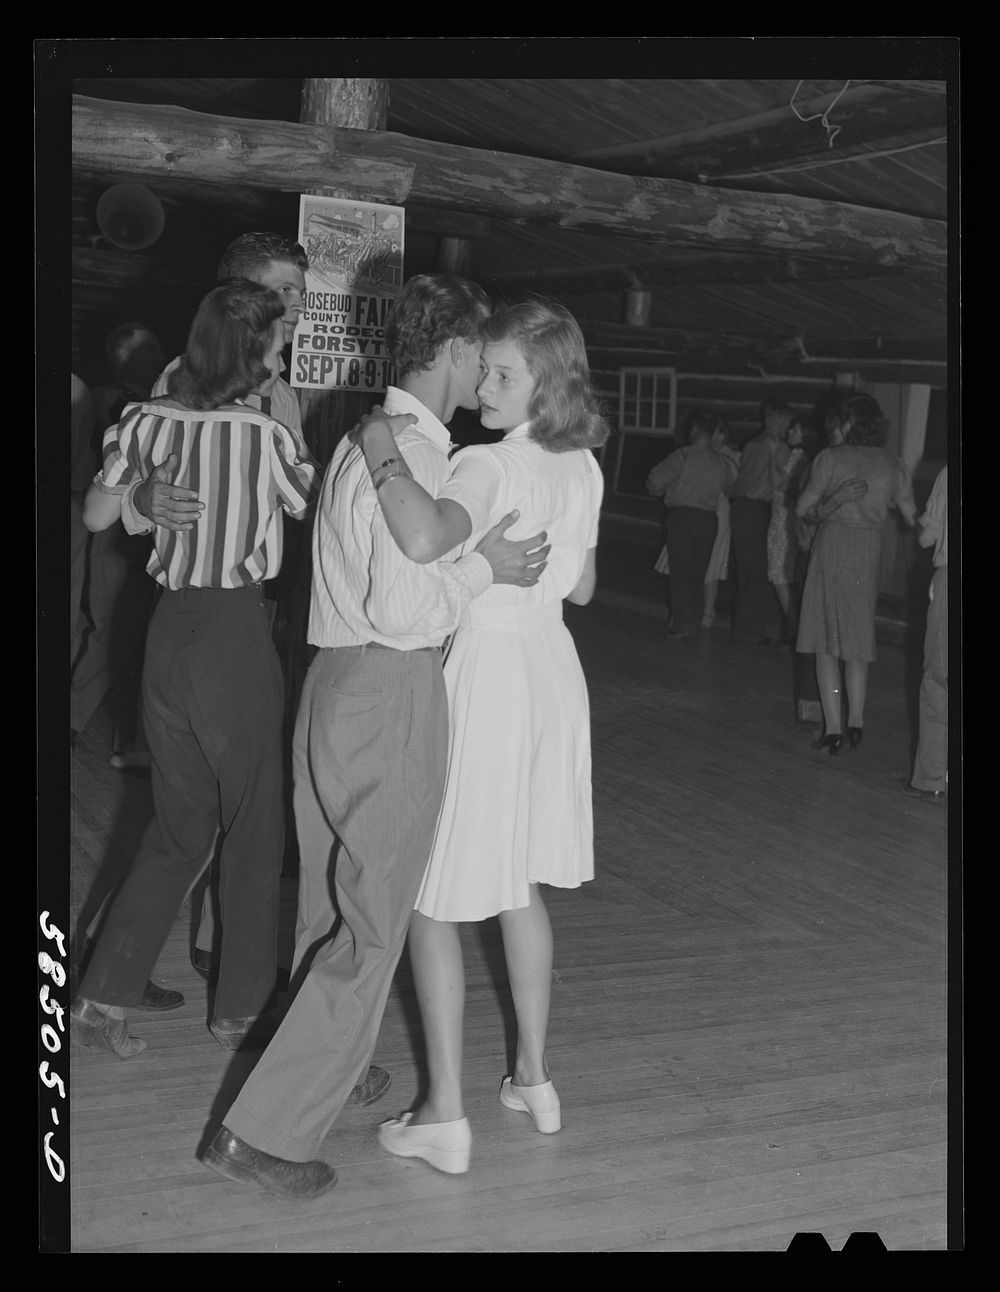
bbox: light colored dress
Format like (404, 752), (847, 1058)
(414, 423), (604, 922)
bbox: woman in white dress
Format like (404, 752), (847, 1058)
(352, 299), (608, 1173)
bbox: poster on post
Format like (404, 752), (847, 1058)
(291, 195), (405, 393)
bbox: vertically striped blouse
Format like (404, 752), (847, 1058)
(96, 399), (320, 590)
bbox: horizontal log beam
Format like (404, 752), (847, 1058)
(580, 317), (945, 357)
(406, 204), (493, 243)
(72, 95), (946, 279)
(75, 173), (492, 248)
(481, 250), (928, 295)
(577, 318), (947, 385)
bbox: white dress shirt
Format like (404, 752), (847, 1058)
(308, 386), (492, 649)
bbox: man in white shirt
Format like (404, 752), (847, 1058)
(202, 274), (549, 1198)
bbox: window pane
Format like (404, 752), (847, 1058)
(619, 368), (676, 434)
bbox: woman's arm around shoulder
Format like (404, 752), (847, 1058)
(358, 409), (472, 562)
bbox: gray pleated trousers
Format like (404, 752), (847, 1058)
(224, 644), (447, 1162)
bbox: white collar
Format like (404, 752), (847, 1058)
(382, 386), (452, 453)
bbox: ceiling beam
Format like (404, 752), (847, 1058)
(482, 251), (926, 295)
(76, 170), (494, 246)
(577, 317), (947, 383)
(570, 82), (947, 181)
(71, 95), (946, 280)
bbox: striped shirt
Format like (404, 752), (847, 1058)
(95, 399), (320, 589)
(308, 386), (492, 649)
(119, 367), (306, 538)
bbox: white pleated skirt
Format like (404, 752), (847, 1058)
(414, 600), (594, 922)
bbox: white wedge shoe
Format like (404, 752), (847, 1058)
(499, 1076), (561, 1134)
(378, 1112), (471, 1174)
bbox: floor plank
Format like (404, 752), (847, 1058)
(60, 582), (955, 1252)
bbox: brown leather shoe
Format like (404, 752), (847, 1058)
(202, 1127), (337, 1198)
(347, 1064), (391, 1106)
(70, 999), (146, 1058)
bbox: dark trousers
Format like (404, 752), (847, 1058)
(71, 527), (156, 742)
(666, 506), (718, 633)
(730, 497), (780, 643)
(79, 585), (286, 1018)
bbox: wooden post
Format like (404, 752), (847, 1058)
(274, 78), (390, 790)
(437, 235), (472, 277)
(623, 288), (652, 328)
(297, 78), (390, 465)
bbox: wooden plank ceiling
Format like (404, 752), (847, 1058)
(69, 75), (952, 384)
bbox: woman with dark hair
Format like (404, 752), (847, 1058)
(350, 298), (608, 1172)
(795, 393), (917, 753)
(69, 280), (320, 1057)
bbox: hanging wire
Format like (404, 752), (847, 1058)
(789, 79), (855, 149)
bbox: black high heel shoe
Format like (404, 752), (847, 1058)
(846, 726), (863, 749)
(812, 733), (843, 756)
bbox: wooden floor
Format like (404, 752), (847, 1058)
(62, 587), (954, 1252)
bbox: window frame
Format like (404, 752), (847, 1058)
(612, 366), (678, 496)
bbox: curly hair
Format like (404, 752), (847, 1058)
(836, 394), (890, 448)
(386, 274), (492, 379)
(481, 298), (609, 452)
(167, 281), (285, 411)
(216, 231), (308, 283)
